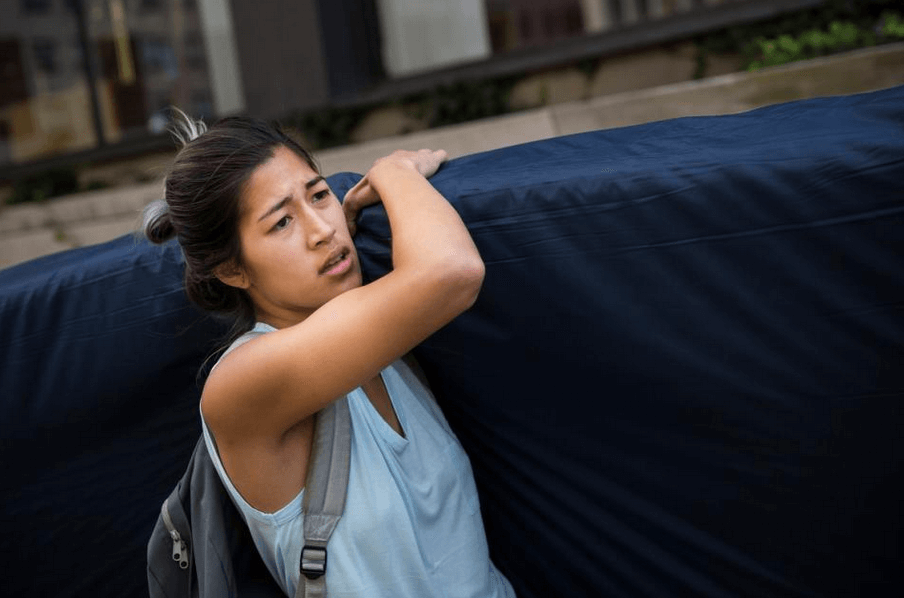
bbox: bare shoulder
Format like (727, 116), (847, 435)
(200, 332), (285, 440)
(202, 337), (317, 512)
(199, 319), (356, 442)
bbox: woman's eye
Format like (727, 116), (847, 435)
(313, 189), (331, 203)
(273, 215), (291, 231)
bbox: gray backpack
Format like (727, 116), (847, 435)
(148, 396), (351, 598)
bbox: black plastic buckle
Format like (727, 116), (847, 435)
(300, 545), (327, 580)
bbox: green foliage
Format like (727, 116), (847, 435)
(694, 0), (904, 76)
(9, 167), (79, 205)
(746, 12), (903, 71)
(880, 10), (904, 37)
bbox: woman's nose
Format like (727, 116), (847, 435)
(305, 210), (336, 249)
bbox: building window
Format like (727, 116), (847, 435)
(374, 0), (603, 76)
(375, 0), (492, 77)
(487, 0), (588, 53)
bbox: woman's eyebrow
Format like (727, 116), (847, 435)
(305, 175), (325, 189)
(257, 177), (326, 222)
(258, 196), (291, 222)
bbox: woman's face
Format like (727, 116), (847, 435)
(223, 145), (363, 328)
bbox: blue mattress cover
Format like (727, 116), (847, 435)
(1, 84), (902, 597)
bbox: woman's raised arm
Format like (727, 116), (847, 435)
(201, 149), (483, 440)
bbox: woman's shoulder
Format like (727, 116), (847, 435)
(212, 322), (278, 374)
(200, 321), (284, 436)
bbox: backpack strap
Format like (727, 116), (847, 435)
(295, 396), (352, 598)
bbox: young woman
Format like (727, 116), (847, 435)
(144, 113), (515, 597)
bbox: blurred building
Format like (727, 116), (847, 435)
(0, 0), (822, 175)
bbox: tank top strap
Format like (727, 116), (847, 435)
(212, 322), (277, 372)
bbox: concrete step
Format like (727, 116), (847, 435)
(2, 42), (903, 271)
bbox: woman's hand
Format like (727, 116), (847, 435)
(343, 149), (448, 235)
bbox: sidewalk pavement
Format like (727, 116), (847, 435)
(2, 42), (902, 271)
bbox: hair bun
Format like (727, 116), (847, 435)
(142, 198), (176, 244)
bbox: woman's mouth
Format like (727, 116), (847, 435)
(320, 248), (352, 276)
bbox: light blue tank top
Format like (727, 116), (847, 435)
(201, 322), (516, 597)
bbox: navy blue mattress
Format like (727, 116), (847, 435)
(2, 84), (903, 597)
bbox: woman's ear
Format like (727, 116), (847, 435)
(214, 261), (250, 289)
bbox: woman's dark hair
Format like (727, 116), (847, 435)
(143, 109), (317, 345)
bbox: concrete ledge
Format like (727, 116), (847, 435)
(0, 229), (72, 270)
(66, 217), (145, 248)
(551, 42), (904, 135)
(0, 180), (161, 235)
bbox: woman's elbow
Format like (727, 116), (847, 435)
(444, 253), (485, 310)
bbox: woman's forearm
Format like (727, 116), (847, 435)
(367, 159), (484, 284)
